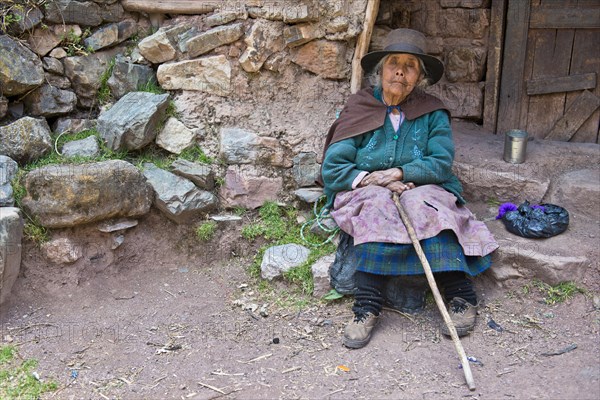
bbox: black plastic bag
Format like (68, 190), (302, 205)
(502, 200), (569, 238)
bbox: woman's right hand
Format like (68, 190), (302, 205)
(385, 181), (415, 194)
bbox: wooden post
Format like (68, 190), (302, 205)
(350, 0), (380, 94)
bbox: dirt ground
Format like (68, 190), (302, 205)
(1, 209), (599, 400)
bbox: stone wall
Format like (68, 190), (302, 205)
(0, 0), (492, 215)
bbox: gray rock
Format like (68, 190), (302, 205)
(185, 23), (244, 58)
(22, 160), (152, 228)
(41, 238), (82, 264)
(283, 23), (323, 48)
(100, 1), (125, 23)
(0, 156), (17, 186)
(0, 156), (18, 207)
(294, 188), (324, 204)
(96, 218), (138, 233)
(219, 127), (290, 167)
(8, 5), (43, 35)
(293, 152), (320, 187)
(44, 73), (72, 90)
(63, 48), (121, 108)
(157, 56), (231, 96)
(219, 166), (283, 209)
(171, 159), (215, 190)
(142, 163), (218, 224)
(107, 57), (156, 99)
(61, 135), (100, 158)
(138, 24), (189, 64)
(547, 169), (600, 219)
(0, 117), (52, 164)
(49, 47), (68, 59)
(261, 244), (310, 280)
(156, 117), (195, 154)
(441, 0), (487, 8)
(310, 215), (338, 238)
(0, 35), (44, 97)
(210, 214), (242, 222)
(0, 96), (7, 119)
(97, 92), (170, 151)
(84, 23), (119, 51)
(311, 254), (335, 297)
(44, 0), (103, 26)
(23, 85), (77, 117)
(42, 57), (64, 75)
(239, 20), (285, 73)
(0, 207), (23, 305)
(206, 8), (248, 27)
(53, 118), (96, 135)
(0, 184), (13, 207)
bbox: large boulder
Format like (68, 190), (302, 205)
(0, 117), (52, 164)
(142, 163), (218, 223)
(0, 208), (23, 305)
(22, 85), (77, 117)
(22, 160), (152, 228)
(157, 56), (231, 96)
(97, 92), (170, 151)
(260, 244), (310, 280)
(0, 35), (44, 96)
(138, 24), (189, 64)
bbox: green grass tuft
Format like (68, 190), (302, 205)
(0, 345), (58, 398)
(196, 221), (217, 241)
(242, 201), (336, 295)
(178, 146), (214, 165)
(533, 280), (586, 305)
(97, 57), (116, 105)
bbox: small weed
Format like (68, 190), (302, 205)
(486, 197), (501, 208)
(60, 27), (93, 56)
(215, 176), (225, 187)
(232, 206), (247, 216)
(0, 345), (58, 398)
(533, 280), (586, 305)
(133, 146), (175, 170)
(178, 146), (214, 165)
(138, 80), (165, 94)
(97, 57), (116, 105)
(165, 100), (179, 119)
(23, 219), (49, 244)
(196, 221), (217, 241)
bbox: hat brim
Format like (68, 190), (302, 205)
(361, 50), (444, 85)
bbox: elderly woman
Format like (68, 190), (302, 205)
(321, 29), (498, 349)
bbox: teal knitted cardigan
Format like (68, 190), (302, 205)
(322, 87), (465, 208)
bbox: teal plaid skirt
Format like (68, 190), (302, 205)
(355, 230), (492, 276)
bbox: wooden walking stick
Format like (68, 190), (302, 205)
(392, 193), (476, 391)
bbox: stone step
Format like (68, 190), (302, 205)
(467, 200), (599, 289)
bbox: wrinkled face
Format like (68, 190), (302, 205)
(381, 54), (423, 103)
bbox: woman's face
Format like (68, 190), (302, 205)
(381, 54), (423, 104)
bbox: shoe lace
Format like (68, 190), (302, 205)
(354, 313), (371, 323)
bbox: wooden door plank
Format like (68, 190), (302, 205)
(530, 8), (600, 29)
(121, 0), (218, 14)
(568, 29), (600, 143)
(496, 1), (531, 135)
(525, 28), (574, 139)
(545, 90), (600, 141)
(483, 0), (508, 132)
(526, 72), (597, 95)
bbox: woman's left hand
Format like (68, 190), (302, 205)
(359, 168), (403, 187)
(386, 181), (415, 194)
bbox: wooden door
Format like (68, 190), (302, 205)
(497, 0), (600, 143)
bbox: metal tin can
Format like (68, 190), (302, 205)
(503, 129), (529, 164)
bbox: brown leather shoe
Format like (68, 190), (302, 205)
(441, 297), (477, 337)
(343, 313), (379, 349)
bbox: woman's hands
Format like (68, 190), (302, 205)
(358, 168), (415, 194)
(359, 168), (403, 187)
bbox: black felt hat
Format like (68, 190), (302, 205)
(361, 29), (444, 84)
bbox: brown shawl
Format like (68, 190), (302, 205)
(317, 87), (449, 185)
